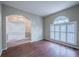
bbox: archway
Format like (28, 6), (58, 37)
(6, 15), (32, 48)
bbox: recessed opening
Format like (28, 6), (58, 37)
(6, 15), (32, 48)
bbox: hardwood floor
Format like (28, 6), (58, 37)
(1, 40), (79, 57)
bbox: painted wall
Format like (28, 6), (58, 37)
(2, 4), (43, 49)
(0, 3), (2, 53)
(44, 5), (79, 47)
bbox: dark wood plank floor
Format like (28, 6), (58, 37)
(1, 40), (79, 57)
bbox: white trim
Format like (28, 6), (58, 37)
(0, 48), (7, 56)
(75, 21), (77, 46)
(0, 49), (2, 56)
(47, 39), (79, 49)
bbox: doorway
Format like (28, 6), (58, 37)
(6, 15), (32, 48)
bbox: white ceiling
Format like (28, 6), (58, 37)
(2, 1), (79, 17)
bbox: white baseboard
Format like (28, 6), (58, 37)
(0, 49), (2, 56)
(31, 39), (43, 42)
(45, 39), (79, 49)
(0, 48), (7, 56)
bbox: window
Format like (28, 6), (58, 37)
(50, 16), (76, 45)
(67, 23), (75, 44)
(53, 16), (69, 24)
(60, 24), (66, 42)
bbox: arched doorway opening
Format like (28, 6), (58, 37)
(6, 15), (32, 48)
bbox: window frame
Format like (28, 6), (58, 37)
(50, 21), (77, 45)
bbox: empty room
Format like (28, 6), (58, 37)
(0, 1), (79, 57)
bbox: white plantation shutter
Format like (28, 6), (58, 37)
(50, 16), (76, 45)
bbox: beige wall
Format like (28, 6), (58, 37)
(2, 4), (43, 49)
(44, 5), (79, 47)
